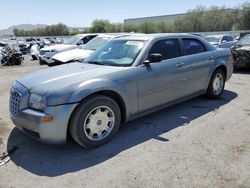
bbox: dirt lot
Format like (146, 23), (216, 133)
(0, 56), (250, 188)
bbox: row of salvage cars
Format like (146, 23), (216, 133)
(205, 34), (250, 69)
(10, 33), (237, 148)
(34, 33), (250, 70)
(0, 37), (63, 66)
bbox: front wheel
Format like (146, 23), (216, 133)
(206, 69), (225, 99)
(69, 95), (121, 148)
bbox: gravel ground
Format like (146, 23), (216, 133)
(0, 56), (250, 188)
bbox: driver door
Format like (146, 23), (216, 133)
(137, 38), (187, 113)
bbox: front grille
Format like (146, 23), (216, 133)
(39, 50), (45, 55)
(9, 88), (22, 118)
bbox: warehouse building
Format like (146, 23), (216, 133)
(124, 13), (187, 25)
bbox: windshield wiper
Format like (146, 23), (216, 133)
(87, 61), (106, 65)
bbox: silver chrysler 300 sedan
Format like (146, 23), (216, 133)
(9, 34), (233, 148)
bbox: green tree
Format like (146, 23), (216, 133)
(237, 3), (250, 30)
(89, 19), (111, 33)
(13, 23), (69, 36)
(123, 24), (139, 32)
(174, 6), (239, 32)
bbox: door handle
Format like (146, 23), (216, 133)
(208, 56), (214, 61)
(176, 63), (185, 68)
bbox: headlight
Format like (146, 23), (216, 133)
(29, 94), (46, 111)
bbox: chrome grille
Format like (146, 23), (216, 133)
(9, 88), (22, 118)
(39, 50), (45, 55)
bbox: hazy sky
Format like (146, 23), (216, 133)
(0, 0), (246, 29)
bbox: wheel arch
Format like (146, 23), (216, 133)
(215, 65), (227, 79)
(67, 89), (127, 140)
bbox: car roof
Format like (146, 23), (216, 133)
(95, 33), (145, 39)
(112, 33), (202, 41)
(205, 34), (231, 38)
(75, 33), (99, 37)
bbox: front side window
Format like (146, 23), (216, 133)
(205, 36), (220, 43)
(63, 36), (80, 45)
(148, 39), (181, 61)
(81, 35), (96, 45)
(182, 39), (206, 55)
(84, 40), (145, 67)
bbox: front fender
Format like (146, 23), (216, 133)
(70, 79), (128, 102)
(67, 78), (136, 121)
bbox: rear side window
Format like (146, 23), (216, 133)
(148, 39), (181, 61)
(182, 39), (206, 55)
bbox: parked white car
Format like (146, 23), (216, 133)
(52, 34), (133, 66)
(205, 35), (235, 48)
(39, 34), (97, 66)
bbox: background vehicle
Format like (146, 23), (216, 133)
(10, 34), (233, 148)
(1, 47), (23, 66)
(30, 43), (43, 60)
(205, 35), (235, 48)
(18, 38), (43, 54)
(52, 33), (138, 66)
(231, 34), (250, 69)
(39, 34), (97, 66)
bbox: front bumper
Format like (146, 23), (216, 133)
(38, 51), (57, 65)
(12, 104), (77, 144)
(39, 56), (55, 65)
(10, 82), (78, 144)
(234, 56), (250, 68)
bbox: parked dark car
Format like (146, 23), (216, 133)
(18, 43), (30, 54)
(231, 34), (250, 69)
(10, 34), (233, 148)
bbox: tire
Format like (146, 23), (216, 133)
(32, 55), (37, 60)
(206, 69), (225, 99)
(69, 95), (121, 148)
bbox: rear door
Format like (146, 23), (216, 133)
(180, 38), (213, 95)
(137, 38), (187, 112)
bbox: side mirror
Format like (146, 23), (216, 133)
(144, 53), (162, 64)
(76, 41), (83, 45)
(222, 40), (227, 44)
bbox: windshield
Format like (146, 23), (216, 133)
(63, 36), (80, 45)
(205, 36), (220, 43)
(238, 35), (250, 45)
(84, 40), (145, 67)
(81, 36), (111, 50)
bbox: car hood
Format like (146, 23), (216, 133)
(17, 63), (123, 97)
(52, 49), (94, 63)
(41, 44), (76, 52)
(236, 46), (250, 51)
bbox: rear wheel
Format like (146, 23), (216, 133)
(206, 69), (225, 99)
(69, 95), (121, 148)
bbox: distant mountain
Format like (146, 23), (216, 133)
(0, 24), (47, 36)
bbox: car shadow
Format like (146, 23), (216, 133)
(7, 90), (237, 177)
